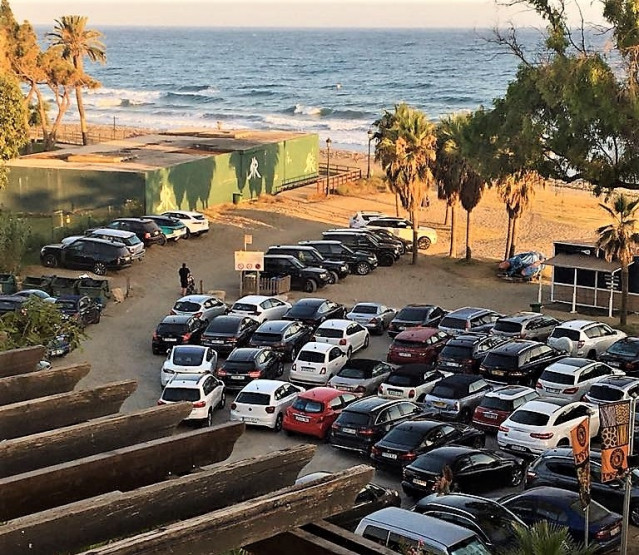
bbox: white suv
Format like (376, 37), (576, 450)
(290, 342), (348, 386)
(314, 319), (370, 356)
(547, 320), (626, 359)
(366, 217), (438, 250)
(160, 210), (209, 238)
(158, 373), (225, 427)
(229, 295), (292, 323)
(536, 358), (623, 401)
(349, 211), (386, 228)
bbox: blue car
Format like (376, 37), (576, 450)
(144, 215), (188, 242)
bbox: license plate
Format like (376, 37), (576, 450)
(491, 370), (505, 376)
(484, 412), (498, 419)
(381, 452), (398, 460)
(164, 338), (177, 342)
(413, 478), (429, 487)
(398, 353), (411, 358)
(210, 340), (224, 344)
(433, 401), (447, 408)
(447, 362), (461, 367)
(294, 415), (310, 422)
(510, 445), (527, 452)
(50, 348), (65, 356)
(609, 361), (621, 368)
(302, 367), (315, 372)
(388, 390), (403, 397)
(241, 417), (258, 424)
(341, 428), (357, 435)
(610, 526), (621, 536)
(230, 376), (244, 380)
(546, 387), (561, 393)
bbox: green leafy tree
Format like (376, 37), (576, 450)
(508, 521), (595, 555)
(0, 211), (30, 274)
(374, 103), (437, 264)
(0, 73), (28, 187)
(596, 194), (639, 326)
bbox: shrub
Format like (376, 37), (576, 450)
(0, 211), (31, 274)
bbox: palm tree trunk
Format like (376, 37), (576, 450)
(395, 193), (399, 217)
(34, 86), (51, 150)
(75, 86), (89, 146)
(621, 264), (629, 326)
(449, 201), (458, 258)
(504, 216), (512, 260)
(465, 209), (472, 262)
(444, 203), (449, 226)
(509, 215), (520, 258)
(411, 208), (419, 265)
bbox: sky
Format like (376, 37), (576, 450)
(8, 0), (606, 28)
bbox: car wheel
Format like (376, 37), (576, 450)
(418, 237), (432, 250)
(93, 262), (107, 276)
(94, 312), (101, 325)
(204, 409), (213, 427)
(380, 254), (394, 267)
(363, 335), (370, 349)
(276, 362), (284, 377)
(327, 271), (339, 285)
(303, 279), (317, 293)
(289, 346), (298, 362)
(631, 504), (639, 527)
(557, 438), (570, 447)
(587, 349), (597, 360)
(510, 466), (524, 487)
(346, 346), (353, 359)
(158, 234), (167, 246)
(274, 413), (284, 432)
(355, 261), (371, 275)
(184, 229), (191, 239)
(42, 254), (58, 268)
(217, 391), (226, 410)
(472, 435), (485, 448)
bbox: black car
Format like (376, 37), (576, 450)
(329, 397), (423, 455)
(0, 295), (28, 316)
(401, 446), (525, 498)
(423, 375), (493, 422)
(299, 240), (379, 276)
(248, 319), (313, 361)
(387, 304), (448, 338)
(152, 314), (206, 354)
(367, 228), (411, 255)
(266, 245), (350, 284)
(40, 237), (133, 276)
(436, 333), (508, 375)
(262, 254), (331, 293)
(199, 315), (260, 356)
(283, 298), (347, 328)
(370, 420), (485, 471)
(413, 493), (526, 552)
(216, 347), (284, 389)
(600, 337), (639, 376)
(526, 447), (639, 525)
(322, 229), (401, 267)
(54, 295), (101, 326)
(479, 340), (563, 386)
(107, 218), (165, 247)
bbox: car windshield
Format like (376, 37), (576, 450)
(383, 428), (423, 446)
(588, 384), (624, 402)
(235, 392), (270, 405)
(337, 411), (369, 427)
(540, 370), (574, 385)
(315, 328), (343, 339)
(123, 236), (142, 246)
(251, 332), (281, 342)
(510, 410), (549, 426)
(483, 354), (518, 370)
(458, 509), (518, 548)
(440, 345), (473, 359)
(288, 304), (318, 317)
(338, 366), (372, 379)
(162, 388), (200, 402)
(551, 328), (581, 341)
(387, 374), (422, 387)
(172, 350), (205, 366)
(397, 307), (429, 320)
(157, 323), (188, 334)
(393, 340), (427, 349)
(431, 384), (466, 399)
(451, 538), (491, 555)
(570, 499), (609, 522)
(352, 305), (378, 315)
(480, 397), (512, 411)
(232, 303), (258, 313)
(493, 321), (523, 334)
(439, 316), (467, 330)
(174, 301), (200, 312)
(297, 351), (326, 363)
(292, 398), (324, 413)
(205, 319), (239, 333)
(608, 340), (639, 356)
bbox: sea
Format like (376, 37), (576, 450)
(41, 27), (551, 150)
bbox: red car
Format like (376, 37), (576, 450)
(282, 387), (357, 439)
(387, 327), (450, 365)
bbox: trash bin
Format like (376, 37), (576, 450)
(50, 276), (79, 297)
(232, 192), (243, 205)
(21, 275), (55, 295)
(0, 273), (17, 294)
(529, 302), (543, 313)
(77, 277), (111, 307)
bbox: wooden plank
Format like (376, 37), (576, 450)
(0, 362), (91, 405)
(0, 380), (137, 440)
(1, 445), (316, 555)
(0, 421), (244, 521)
(0, 345), (46, 378)
(0, 403), (193, 478)
(78, 465), (374, 555)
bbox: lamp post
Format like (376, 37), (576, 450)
(367, 128), (374, 179)
(325, 137), (332, 196)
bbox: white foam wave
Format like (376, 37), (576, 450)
(85, 88), (162, 107)
(293, 103), (322, 116)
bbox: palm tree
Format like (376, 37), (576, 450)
(460, 171), (485, 261)
(48, 16), (105, 146)
(508, 521), (595, 555)
(498, 171), (539, 259)
(374, 103), (437, 264)
(596, 194), (639, 326)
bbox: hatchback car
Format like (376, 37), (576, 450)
(160, 345), (217, 387)
(438, 307), (502, 336)
(314, 319), (370, 356)
(283, 298), (346, 328)
(423, 375), (493, 422)
(547, 320), (627, 359)
(328, 358), (395, 397)
(151, 314), (206, 355)
(472, 385), (539, 432)
(229, 295), (292, 323)
(387, 304), (447, 338)
(107, 218), (165, 246)
(248, 319), (313, 361)
(387, 327), (450, 365)
(600, 337), (639, 375)
(171, 294), (228, 325)
(230, 379), (304, 431)
(536, 358), (622, 401)
(436, 333), (507, 375)
(282, 387), (358, 439)
(199, 315), (260, 355)
(290, 342), (348, 386)
(378, 365), (448, 402)
(346, 303), (397, 335)
(216, 347), (283, 389)
(158, 373), (225, 427)
(160, 209), (209, 237)
(491, 312), (560, 341)
(143, 214), (188, 241)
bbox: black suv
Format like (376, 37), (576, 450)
(54, 295), (102, 326)
(216, 347), (284, 389)
(283, 298), (347, 328)
(248, 319), (314, 361)
(262, 254), (331, 293)
(199, 315), (260, 356)
(329, 397), (423, 455)
(436, 333), (508, 375)
(107, 218), (165, 247)
(266, 245), (349, 284)
(40, 237), (133, 275)
(151, 314), (206, 354)
(299, 240), (378, 276)
(600, 337), (639, 375)
(322, 229), (401, 267)
(387, 304), (448, 338)
(479, 340), (564, 386)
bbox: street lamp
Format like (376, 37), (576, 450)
(367, 128), (374, 179)
(325, 137), (332, 196)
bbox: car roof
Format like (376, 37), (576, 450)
(444, 307), (494, 318)
(498, 312), (545, 324)
(509, 486), (579, 503)
(545, 358), (595, 373)
(541, 447), (603, 463)
(172, 345), (207, 355)
(240, 379), (289, 394)
(351, 302), (383, 310)
(440, 374), (485, 386)
(347, 396), (405, 413)
(555, 320), (601, 329)
(487, 385), (536, 399)
(297, 387), (342, 402)
(392, 363), (433, 376)
(590, 375), (639, 389)
(271, 244), (315, 251)
(446, 333), (491, 346)
(416, 492), (503, 513)
(208, 314), (245, 324)
(235, 295), (273, 303)
(56, 294), (82, 302)
(165, 373), (207, 387)
(420, 445), (479, 460)
(256, 320), (293, 333)
(76, 237), (124, 247)
(521, 399), (572, 414)
(227, 348), (262, 360)
(395, 420), (444, 433)
(113, 217), (154, 223)
(293, 298), (327, 307)
(300, 341), (334, 353)
(317, 319), (353, 330)
(177, 295), (216, 304)
(264, 254), (297, 261)
(89, 228), (136, 237)
(301, 240), (342, 246)
(395, 327), (441, 340)
(490, 340), (543, 355)
(340, 358), (388, 370)
(165, 209), (202, 216)
(160, 314), (193, 324)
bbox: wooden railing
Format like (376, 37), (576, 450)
(318, 163), (362, 194)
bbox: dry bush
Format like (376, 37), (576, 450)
(335, 177), (387, 196)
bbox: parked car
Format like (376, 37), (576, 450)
(283, 387), (358, 439)
(438, 307), (502, 336)
(401, 446), (525, 498)
(171, 294), (228, 325)
(547, 320), (627, 359)
(54, 295), (102, 326)
(83, 228), (146, 261)
(599, 337), (639, 375)
(491, 312), (560, 341)
(290, 342), (348, 386)
(371, 420), (485, 471)
(160, 209), (209, 238)
(229, 295), (292, 323)
(378, 365), (448, 402)
(40, 237), (133, 275)
(536, 358), (623, 401)
(387, 304), (448, 338)
(366, 216), (438, 250)
(13, 289), (56, 303)
(0, 295), (28, 316)
(216, 347), (283, 389)
(229, 379), (304, 431)
(160, 345), (217, 387)
(472, 385), (540, 432)
(262, 254), (331, 293)
(349, 210), (386, 228)
(501, 487), (622, 552)
(322, 228), (401, 267)
(143, 214), (188, 241)
(387, 327), (450, 365)
(329, 397), (423, 455)
(367, 227), (412, 255)
(266, 245), (350, 284)
(314, 319), (370, 356)
(106, 217), (165, 246)
(346, 302), (396, 335)
(199, 315), (260, 356)
(299, 240), (379, 276)
(248, 319), (313, 361)
(283, 298), (346, 328)
(423, 375), (493, 422)
(479, 340), (565, 386)
(497, 398), (600, 456)
(436, 333), (507, 375)
(158, 372), (225, 427)
(413, 493), (527, 552)
(151, 314), (207, 355)
(328, 359), (395, 397)
(583, 374), (639, 405)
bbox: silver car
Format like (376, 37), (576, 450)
(171, 295), (228, 325)
(346, 303), (397, 335)
(547, 320), (627, 359)
(492, 312), (560, 341)
(328, 359), (395, 397)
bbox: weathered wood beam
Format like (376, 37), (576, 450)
(0, 362), (90, 405)
(0, 421), (244, 521)
(78, 465), (374, 555)
(0, 345), (46, 378)
(0, 403), (193, 478)
(0, 380), (137, 440)
(1, 445), (315, 555)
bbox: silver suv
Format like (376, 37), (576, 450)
(547, 320), (626, 359)
(492, 312), (559, 341)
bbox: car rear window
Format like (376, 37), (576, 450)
(251, 332), (281, 342)
(173, 350), (205, 366)
(482, 353), (518, 370)
(157, 323), (188, 334)
(387, 374), (422, 387)
(174, 301), (200, 312)
(493, 321), (522, 334)
(382, 428), (423, 446)
(292, 398), (324, 413)
(288, 305), (318, 317)
(439, 316), (467, 330)
(232, 303), (258, 313)
(315, 328), (344, 339)
(142, 222), (159, 232)
(411, 451), (452, 472)
(223, 361), (255, 371)
(235, 392), (270, 405)
(337, 411), (370, 427)
(123, 236), (142, 246)
(570, 499), (609, 522)
(588, 384), (624, 402)
(510, 409), (549, 426)
(162, 388), (200, 402)
(353, 305), (378, 314)
(551, 328), (581, 341)
(440, 345), (473, 359)
(430, 384), (466, 399)
(480, 397), (512, 411)
(205, 319), (240, 333)
(297, 350), (326, 363)
(608, 340), (639, 356)
(193, 214), (206, 221)
(338, 366), (372, 379)
(540, 370), (574, 385)
(396, 307), (429, 321)
(393, 340), (426, 349)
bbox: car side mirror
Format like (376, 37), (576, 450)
(166, 348), (172, 356)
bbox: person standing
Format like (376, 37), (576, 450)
(434, 465), (453, 496)
(178, 263), (191, 296)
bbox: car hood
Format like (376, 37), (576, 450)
(330, 377), (373, 386)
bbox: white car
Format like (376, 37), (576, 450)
(160, 210), (209, 238)
(229, 295), (292, 323)
(158, 372), (225, 426)
(160, 345), (218, 387)
(313, 319), (370, 356)
(290, 342), (349, 386)
(547, 320), (627, 359)
(379, 367), (449, 402)
(536, 358), (623, 401)
(349, 211), (387, 228)
(498, 398), (600, 456)
(230, 379), (304, 431)
(172, 294), (228, 324)
(366, 217), (438, 250)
